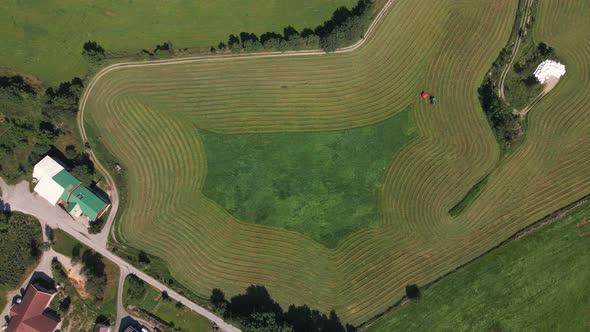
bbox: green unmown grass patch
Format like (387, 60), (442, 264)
(201, 109), (415, 247)
(368, 202), (590, 331)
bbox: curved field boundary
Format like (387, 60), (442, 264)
(77, 0), (399, 246)
(78, 0), (590, 325)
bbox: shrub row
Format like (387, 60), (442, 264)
(218, 0), (374, 53)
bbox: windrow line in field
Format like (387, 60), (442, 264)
(81, 0), (590, 325)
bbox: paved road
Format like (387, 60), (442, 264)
(114, 267), (131, 332)
(0, 179), (89, 240)
(0, 181), (239, 332)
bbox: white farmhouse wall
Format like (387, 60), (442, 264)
(33, 156), (64, 181)
(32, 156), (65, 205)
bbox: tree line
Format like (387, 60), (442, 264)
(0, 75), (95, 183)
(217, 0), (374, 53)
(478, 78), (522, 149)
(211, 285), (356, 332)
(82, 0), (375, 64)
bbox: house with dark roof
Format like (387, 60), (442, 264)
(33, 156), (110, 221)
(6, 283), (60, 332)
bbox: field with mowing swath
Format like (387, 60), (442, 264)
(367, 202), (590, 331)
(82, 0), (590, 325)
(1, 0), (354, 84)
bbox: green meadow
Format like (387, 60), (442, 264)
(1, 0), (354, 83)
(368, 203), (590, 332)
(201, 110), (415, 247)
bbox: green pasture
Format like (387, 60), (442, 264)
(1, 0), (354, 83)
(201, 109), (414, 247)
(368, 203), (590, 332)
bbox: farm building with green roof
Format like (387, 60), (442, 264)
(33, 156), (110, 221)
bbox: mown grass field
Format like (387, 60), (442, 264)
(1, 0), (354, 84)
(82, 0), (590, 325)
(368, 202), (590, 332)
(123, 277), (211, 332)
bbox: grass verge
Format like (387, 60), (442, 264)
(123, 276), (211, 331)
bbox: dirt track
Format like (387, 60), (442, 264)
(498, 0), (534, 101)
(516, 76), (560, 117)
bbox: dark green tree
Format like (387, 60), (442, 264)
(82, 41), (106, 63)
(70, 163), (95, 186)
(228, 35), (241, 50)
(243, 312), (290, 332)
(138, 250), (151, 265)
(88, 218), (105, 234)
(126, 274), (147, 300)
(405, 284), (421, 300)
(81, 249), (107, 300)
(211, 288), (228, 314)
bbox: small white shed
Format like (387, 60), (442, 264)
(533, 60), (566, 84)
